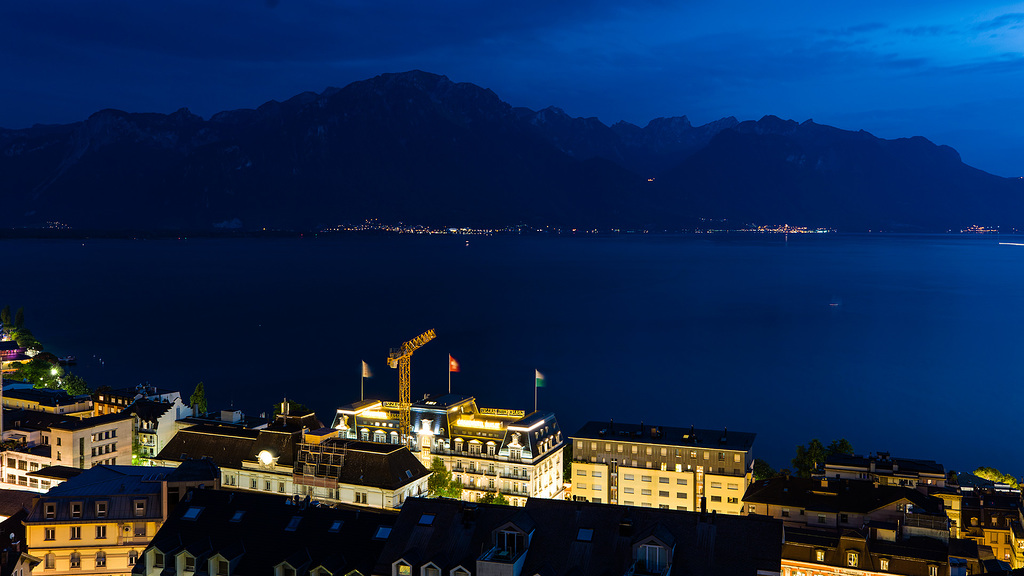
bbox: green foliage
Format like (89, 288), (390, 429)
(274, 399), (311, 416)
(563, 441), (573, 482)
(752, 459), (779, 481)
(791, 438), (854, 478)
(190, 382), (208, 415)
(427, 457), (463, 499)
(11, 358), (63, 388)
(0, 306), (10, 327)
(63, 374), (91, 396)
(973, 467), (1020, 489)
(480, 492), (510, 505)
(13, 307), (23, 330)
(13, 329), (42, 352)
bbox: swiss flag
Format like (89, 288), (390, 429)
(449, 355), (460, 373)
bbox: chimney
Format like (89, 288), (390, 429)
(701, 496), (707, 513)
(609, 418), (614, 432)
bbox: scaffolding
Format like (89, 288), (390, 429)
(293, 440), (348, 488)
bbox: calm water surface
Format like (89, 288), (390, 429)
(4, 234), (1023, 474)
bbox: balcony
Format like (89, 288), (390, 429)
(624, 561), (671, 576)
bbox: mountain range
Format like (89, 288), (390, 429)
(1, 70), (1021, 232)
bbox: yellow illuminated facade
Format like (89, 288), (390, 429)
(333, 394), (565, 505)
(570, 422), (754, 515)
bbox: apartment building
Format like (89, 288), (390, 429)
(23, 463), (218, 576)
(333, 394), (565, 505)
(570, 421), (754, 514)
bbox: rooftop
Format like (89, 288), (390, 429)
(573, 421), (756, 451)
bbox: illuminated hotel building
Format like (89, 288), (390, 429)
(332, 394), (564, 505)
(570, 421), (754, 515)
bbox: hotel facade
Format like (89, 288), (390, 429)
(333, 394), (564, 505)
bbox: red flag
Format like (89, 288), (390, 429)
(449, 355), (460, 373)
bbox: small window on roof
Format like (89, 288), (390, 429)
(419, 514), (435, 526)
(230, 511), (245, 522)
(374, 526), (392, 539)
(182, 506), (203, 520)
(577, 528), (594, 542)
(328, 520), (343, 533)
(285, 516), (302, 531)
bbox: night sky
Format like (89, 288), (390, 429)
(2, 1), (1023, 176)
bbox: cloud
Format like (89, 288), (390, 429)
(973, 12), (1024, 32)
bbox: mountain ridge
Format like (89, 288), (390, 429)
(1, 70), (1020, 232)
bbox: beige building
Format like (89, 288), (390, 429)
(333, 394), (565, 505)
(570, 421), (754, 514)
(23, 462), (218, 576)
(44, 411), (134, 469)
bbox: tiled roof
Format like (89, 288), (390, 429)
(376, 497), (783, 576)
(141, 488), (397, 576)
(156, 427), (259, 469)
(0, 489), (36, 518)
(743, 476), (945, 515)
(330, 440), (430, 489)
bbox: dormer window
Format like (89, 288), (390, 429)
(70, 502), (82, 519)
(638, 544), (667, 573)
(44, 502), (56, 519)
(184, 554), (196, 572)
(96, 501), (108, 518)
(847, 551), (859, 567)
(134, 499), (146, 517)
(394, 560), (412, 576)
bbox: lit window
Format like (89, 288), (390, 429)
(847, 552), (858, 567)
(880, 558), (889, 571)
(816, 550), (825, 562)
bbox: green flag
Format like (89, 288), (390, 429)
(535, 369), (546, 388)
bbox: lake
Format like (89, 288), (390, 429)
(4, 233), (1022, 475)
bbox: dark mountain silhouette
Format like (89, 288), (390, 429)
(1, 70), (1020, 232)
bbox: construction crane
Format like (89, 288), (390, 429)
(388, 328), (436, 442)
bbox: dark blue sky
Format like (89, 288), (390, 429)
(3, 0), (1023, 176)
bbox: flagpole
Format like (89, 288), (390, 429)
(448, 353), (451, 394)
(534, 372), (537, 413)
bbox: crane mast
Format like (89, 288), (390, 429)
(388, 329), (436, 442)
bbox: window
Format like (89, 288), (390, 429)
(641, 475), (651, 482)
(96, 525), (106, 539)
(69, 552), (81, 569)
(134, 522), (146, 537)
(577, 482), (586, 490)
(676, 492), (687, 499)
(134, 500), (146, 517)
(880, 558), (889, 571)
(250, 478), (258, 489)
(928, 566), (937, 576)
(624, 474), (634, 481)
(847, 551), (858, 567)
(577, 528), (594, 541)
(70, 526), (81, 540)
(816, 550), (825, 562)
(710, 482), (722, 489)
(44, 503), (56, 519)
(840, 513), (848, 523)
(185, 556), (196, 572)
(734, 453), (741, 462)
(230, 511), (245, 522)
(818, 514), (827, 524)
(659, 491), (669, 497)
(96, 501), (107, 518)
(727, 483), (739, 490)
(991, 533), (1000, 544)
(639, 544), (667, 572)
(44, 527), (55, 540)
(577, 469), (587, 476)
(45, 553), (55, 569)
(641, 489), (652, 496)
(356, 491), (368, 504)
(782, 508), (790, 517)
(710, 495), (722, 502)
(285, 516), (302, 531)
(95, 551), (106, 568)
(398, 565), (412, 576)
(265, 480), (272, 491)
(217, 560), (229, 576)
(592, 470), (602, 478)
(727, 497), (738, 504)
(659, 477), (669, 484)
(748, 504), (757, 513)
(128, 550), (138, 566)
(592, 484), (602, 491)
(624, 487), (634, 494)
(154, 551), (165, 568)
(677, 478), (687, 485)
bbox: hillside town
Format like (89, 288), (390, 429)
(0, 329), (1020, 576)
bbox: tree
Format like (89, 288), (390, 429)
(190, 382), (208, 416)
(480, 492), (510, 505)
(273, 399), (311, 416)
(973, 467), (1020, 489)
(563, 441), (573, 482)
(752, 459), (779, 481)
(792, 438), (854, 478)
(0, 306), (10, 327)
(13, 307), (23, 330)
(63, 374), (91, 396)
(427, 457), (463, 499)
(10, 358), (62, 388)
